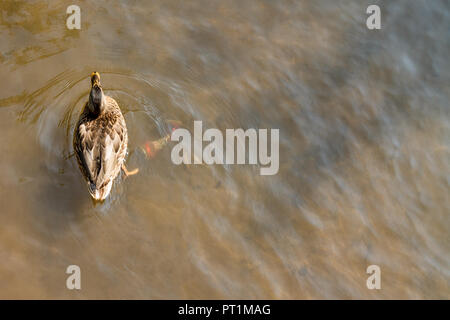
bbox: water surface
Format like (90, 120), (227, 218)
(0, 0), (448, 298)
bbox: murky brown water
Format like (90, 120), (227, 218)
(0, 0), (448, 299)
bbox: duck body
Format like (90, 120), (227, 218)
(73, 72), (128, 201)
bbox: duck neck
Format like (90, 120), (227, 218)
(88, 90), (104, 116)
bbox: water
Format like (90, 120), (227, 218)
(0, 0), (448, 299)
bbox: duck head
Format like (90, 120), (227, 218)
(88, 71), (104, 114)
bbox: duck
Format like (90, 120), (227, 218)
(73, 72), (138, 201)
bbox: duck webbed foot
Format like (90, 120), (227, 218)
(122, 164), (139, 178)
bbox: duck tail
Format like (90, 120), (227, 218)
(88, 181), (113, 201)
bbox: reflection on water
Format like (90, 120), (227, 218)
(0, 0), (448, 298)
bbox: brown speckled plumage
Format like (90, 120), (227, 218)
(73, 72), (128, 200)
